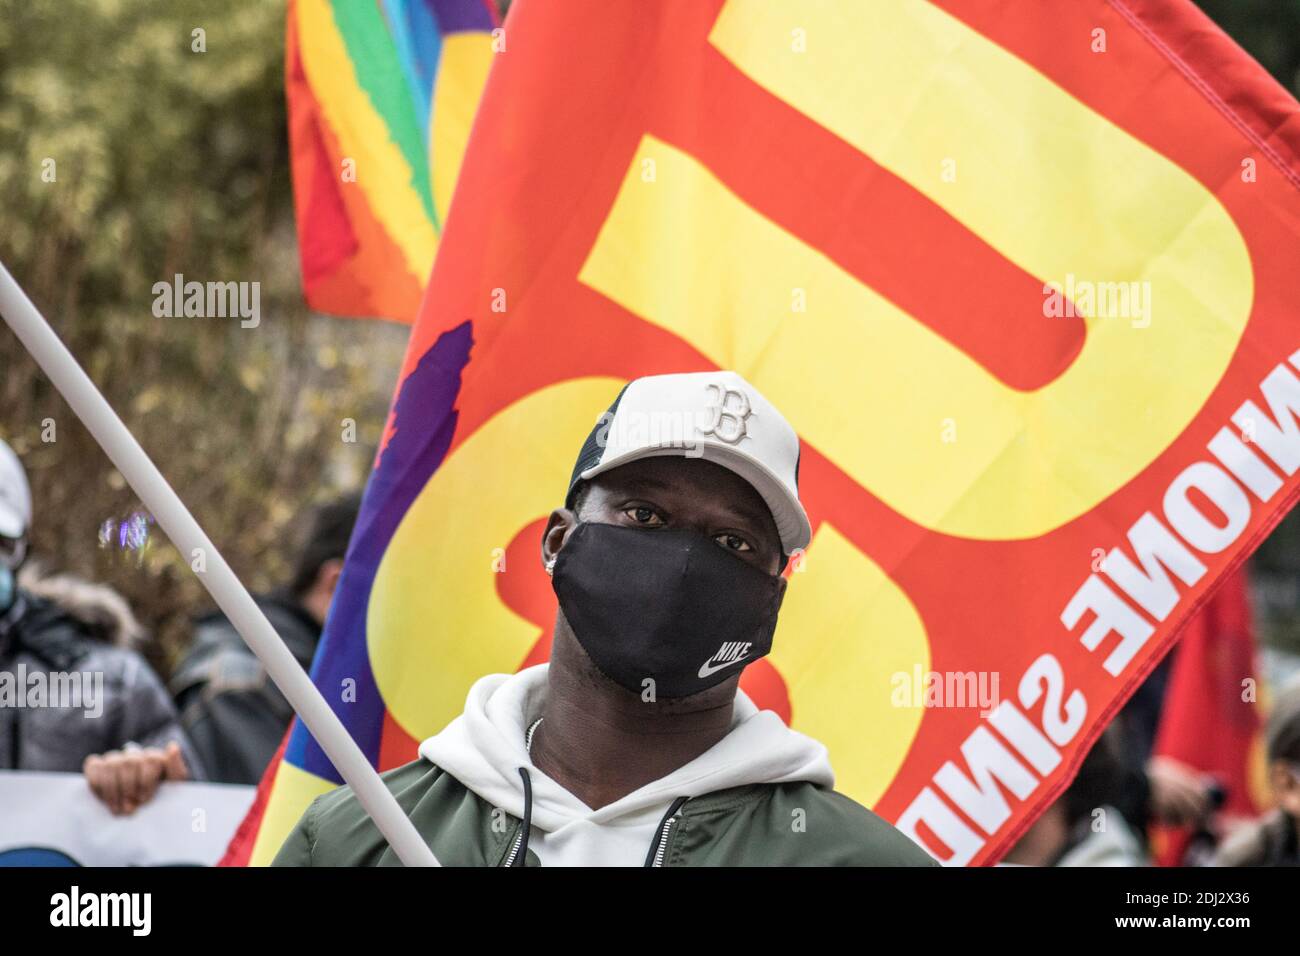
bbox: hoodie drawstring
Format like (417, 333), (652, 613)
(511, 767), (533, 867)
(509, 766), (689, 868)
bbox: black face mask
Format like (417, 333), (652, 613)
(551, 522), (784, 699)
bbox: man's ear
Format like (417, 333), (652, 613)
(541, 508), (578, 571)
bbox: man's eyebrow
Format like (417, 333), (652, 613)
(715, 497), (777, 534)
(601, 474), (673, 496)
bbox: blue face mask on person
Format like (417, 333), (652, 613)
(0, 536), (24, 614)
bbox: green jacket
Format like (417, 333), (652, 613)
(272, 758), (937, 867)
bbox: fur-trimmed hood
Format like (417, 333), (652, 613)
(16, 563), (144, 648)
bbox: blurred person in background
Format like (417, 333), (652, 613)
(1002, 725), (1151, 867)
(1211, 677), (1300, 867)
(1005, 660), (1216, 865)
(1102, 659), (1217, 850)
(0, 438), (200, 813)
(170, 493), (360, 784)
(1114, 658), (1213, 828)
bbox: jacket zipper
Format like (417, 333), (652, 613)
(650, 815), (677, 867)
(503, 823), (525, 867)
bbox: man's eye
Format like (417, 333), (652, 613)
(624, 506), (664, 526)
(715, 533), (752, 553)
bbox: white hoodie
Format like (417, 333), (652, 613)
(418, 663), (834, 866)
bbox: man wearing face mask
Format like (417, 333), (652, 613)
(0, 438), (200, 812)
(275, 372), (934, 866)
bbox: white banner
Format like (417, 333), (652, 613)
(0, 771), (255, 866)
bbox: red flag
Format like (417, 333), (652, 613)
(1150, 568), (1270, 864)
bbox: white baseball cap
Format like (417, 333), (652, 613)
(0, 439), (31, 540)
(566, 371), (811, 554)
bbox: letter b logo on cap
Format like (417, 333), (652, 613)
(700, 381), (752, 444)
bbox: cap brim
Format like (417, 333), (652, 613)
(579, 444), (811, 554)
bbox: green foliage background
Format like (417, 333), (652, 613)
(0, 0), (1297, 674)
(0, 0), (409, 669)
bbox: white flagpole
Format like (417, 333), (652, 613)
(0, 262), (438, 867)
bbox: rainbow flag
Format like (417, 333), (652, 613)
(286, 0), (498, 322)
(228, 0), (1300, 867)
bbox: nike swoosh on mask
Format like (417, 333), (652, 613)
(697, 655), (750, 679)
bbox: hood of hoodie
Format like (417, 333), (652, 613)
(418, 663), (834, 834)
(16, 565), (144, 648)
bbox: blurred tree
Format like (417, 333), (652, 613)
(0, 0), (408, 669)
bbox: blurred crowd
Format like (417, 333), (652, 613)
(1003, 673), (1300, 867)
(0, 437), (358, 809)
(1, 433), (1297, 866)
